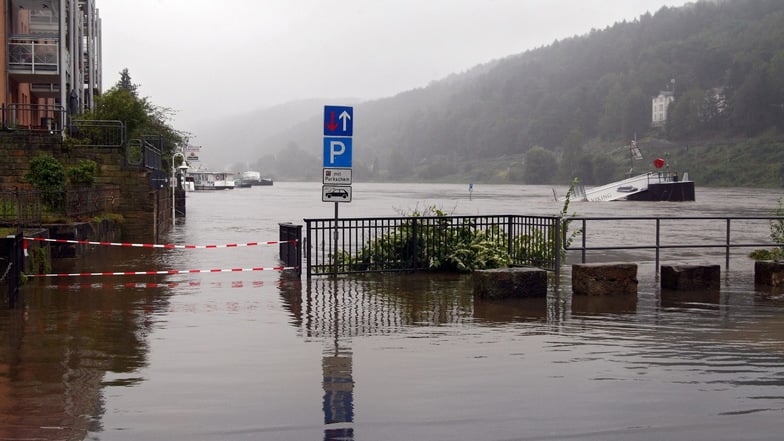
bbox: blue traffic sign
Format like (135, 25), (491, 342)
(324, 105), (353, 136)
(323, 137), (352, 168)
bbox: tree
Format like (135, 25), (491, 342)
(116, 68), (139, 97)
(83, 69), (186, 159)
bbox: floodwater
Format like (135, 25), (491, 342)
(2, 182), (784, 441)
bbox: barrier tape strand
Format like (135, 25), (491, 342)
(23, 237), (297, 249)
(26, 266), (298, 278)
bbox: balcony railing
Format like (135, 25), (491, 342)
(8, 38), (59, 73)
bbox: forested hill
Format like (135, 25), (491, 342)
(255, 0), (784, 187)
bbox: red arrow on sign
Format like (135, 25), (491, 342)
(326, 112), (339, 131)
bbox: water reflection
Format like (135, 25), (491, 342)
(0, 247), (174, 440)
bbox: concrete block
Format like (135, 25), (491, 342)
(754, 260), (784, 287)
(473, 267), (548, 300)
(661, 264), (720, 290)
(572, 263), (638, 296)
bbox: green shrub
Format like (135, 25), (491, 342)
(25, 155), (65, 209)
(66, 160), (98, 186)
(750, 198), (784, 261)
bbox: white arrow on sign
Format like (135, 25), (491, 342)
(339, 111), (351, 131)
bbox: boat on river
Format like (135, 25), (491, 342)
(557, 140), (695, 202)
(239, 171), (273, 186)
(187, 171), (235, 190)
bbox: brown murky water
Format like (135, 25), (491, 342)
(1, 183), (783, 440)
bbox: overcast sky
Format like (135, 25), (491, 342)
(98, 0), (693, 136)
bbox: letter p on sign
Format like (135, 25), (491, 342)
(323, 137), (352, 168)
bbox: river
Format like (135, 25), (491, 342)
(1, 182), (783, 441)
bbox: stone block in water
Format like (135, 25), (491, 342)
(472, 267), (548, 300)
(754, 260), (784, 287)
(572, 263), (638, 296)
(661, 264), (720, 290)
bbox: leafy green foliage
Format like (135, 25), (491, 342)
(25, 155), (65, 208)
(322, 205), (568, 274)
(81, 69), (187, 159)
(347, 216), (510, 273)
(749, 198), (784, 260)
(66, 160), (97, 187)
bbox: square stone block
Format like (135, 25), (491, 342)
(661, 264), (720, 290)
(754, 260), (784, 286)
(572, 263), (638, 296)
(473, 267), (548, 300)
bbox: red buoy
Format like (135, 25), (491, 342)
(653, 158), (665, 169)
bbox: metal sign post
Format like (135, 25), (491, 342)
(322, 105), (354, 274)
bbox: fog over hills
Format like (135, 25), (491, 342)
(195, 0), (784, 187)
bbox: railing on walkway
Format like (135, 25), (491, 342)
(304, 215), (560, 277)
(0, 188), (119, 227)
(68, 119), (125, 148)
(564, 216), (784, 270)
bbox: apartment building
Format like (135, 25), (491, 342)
(0, 0), (101, 131)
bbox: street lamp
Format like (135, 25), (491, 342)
(172, 151), (185, 227)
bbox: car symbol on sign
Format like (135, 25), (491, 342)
(325, 188), (349, 199)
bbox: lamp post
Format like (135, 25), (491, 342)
(172, 151), (185, 227)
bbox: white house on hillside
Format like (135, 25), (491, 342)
(651, 91), (674, 128)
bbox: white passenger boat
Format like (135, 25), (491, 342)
(188, 171), (235, 190)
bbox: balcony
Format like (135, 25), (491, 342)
(8, 37), (60, 82)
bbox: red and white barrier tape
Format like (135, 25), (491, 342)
(47, 280), (269, 289)
(26, 266), (298, 278)
(23, 237), (297, 249)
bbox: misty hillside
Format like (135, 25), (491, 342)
(242, 0), (784, 187)
(191, 99), (327, 170)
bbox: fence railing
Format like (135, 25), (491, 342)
(564, 216), (784, 270)
(304, 215), (560, 277)
(0, 187), (119, 227)
(68, 120), (125, 147)
(1, 103), (64, 133)
(0, 190), (42, 226)
(298, 215), (784, 278)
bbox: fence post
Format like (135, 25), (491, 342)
(5, 233), (23, 308)
(554, 217), (562, 277)
(507, 216), (514, 260)
(279, 222), (303, 278)
(411, 217), (418, 269)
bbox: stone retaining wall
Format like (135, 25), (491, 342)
(0, 133), (171, 243)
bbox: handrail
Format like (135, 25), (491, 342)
(564, 216), (784, 271)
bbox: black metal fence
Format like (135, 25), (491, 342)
(304, 215), (560, 277)
(0, 188), (119, 227)
(1, 103), (65, 133)
(0, 190), (41, 226)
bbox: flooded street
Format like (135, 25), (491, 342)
(2, 182), (784, 440)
